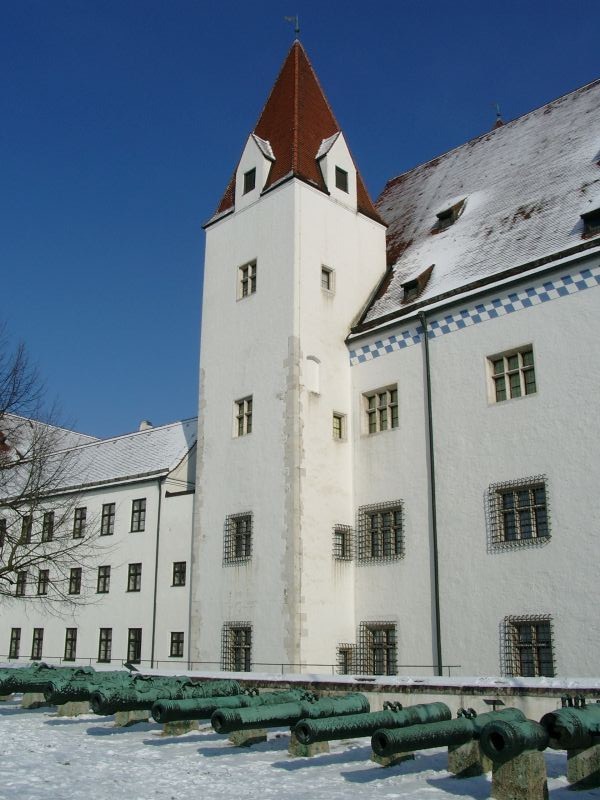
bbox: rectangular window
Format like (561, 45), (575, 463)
(321, 265), (334, 292)
(15, 571), (27, 596)
(333, 525), (353, 560)
(98, 628), (112, 663)
(9, 628), (21, 659)
(489, 476), (549, 547)
(131, 499), (146, 532)
(337, 644), (356, 675)
(37, 569), (49, 595)
(101, 503), (115, 536)
(489, 347), (536, 403)
(335, 166), (349, 192)
(64, 628), (77, 662)
(72, 507), (87, 538)
(127, 628), (142, 664)
(127, 562), (142, 592)
(365, 386), (398, 434)
(235, 396), (253, 437)
(505, 616), (555, 677)
(96, 565), (111, 594)
(357, 501), (404, 561)
(221, 623), (252, 671)
(0, 518), (6, 549)
(21, 515), (32, 544)
(332, 412), (346, 440)
(360, 622), (397, 676)
(170, 631), (184, 658)
(31, 628), (44, 661)
(69, 567), (82, 595)
(243, 168), (256, 194)
(42, 511), (54, 542)
(224, 513), (252, 563)
(581, 208), (600, 238)
(172, 561), (186, 586)
(238, 261), (257, 298)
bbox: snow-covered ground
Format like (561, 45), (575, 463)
(0, 696), (596, 800)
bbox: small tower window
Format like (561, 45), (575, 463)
(321, 265), (334, 292)
(335, 167), (349, 193)
(434, 199), (466, 232)
(243, 168), (256, 195)
(581, 208), (600, 238)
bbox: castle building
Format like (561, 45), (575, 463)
(2, 42), (599, 677)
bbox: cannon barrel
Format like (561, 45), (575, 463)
(43, 670), (130, 704)
(152, 689), (311, 724)
(90, 677), (241, 715)
(0, 664), (95, 695)
(479, 718), (549, 763)
(294, 701), (451, 745)
(540, 705), (600, 750)
(211, 693), (370, 734)
(370, 708), (526, 757)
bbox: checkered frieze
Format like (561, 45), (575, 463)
(349, 264), (600, 365)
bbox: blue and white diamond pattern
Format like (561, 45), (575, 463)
(349, 264), (600, 366)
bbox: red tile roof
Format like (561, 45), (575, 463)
(213, 41), (383, 225)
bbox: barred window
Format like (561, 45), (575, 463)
(9, 627), (21, 659)
(221, 623), (252, 672)
(64, 628), (77, 662)
(489, 477), (549, 547)
(72, 507), (87, 538)
(172, 561), (186, 586)
(364, 386), (398, 434)
(238, 261), (257, 298)
(37, 569), (49, 595)
(69, 567), (82, 595)
(42, 511), (54, 542)
(504, 616), (555, 677)
(98, 628), (112, 663)
(127, 563), (142, 592)
(31, 628), (44, 660)
(170, 632), (184, 658)
(127, 628), (142, 664)
(337, 644), (356, 675)
(235, 397), (253, 437)
(97, 565), (111, 594)
(489, 347), (536, 403)
(333, 525), (353, 560)
(131, 499), (146, 532)
(101, 503), (115, 536)
(15, 571), (27, 596)
(224, 513), (252, 564)
(357, 501), (404, 561)
(359, 622), (397, 676)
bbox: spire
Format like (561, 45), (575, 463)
(493, 103), (505, 129)
(213, 42), (383, 224)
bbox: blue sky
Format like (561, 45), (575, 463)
(2, 0), (598, 437)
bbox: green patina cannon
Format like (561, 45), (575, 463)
(540, 703), (600, 750)
(43, 669), (130, 705)
(90, 675), (241, 715)
(293, 701), (451, 745)
(479, 717), (549, 763)
(152, 689), (314, 724)
(0, 663), (95, 695)
(370, 707), (526, 758)
(211, 693), (370, 734)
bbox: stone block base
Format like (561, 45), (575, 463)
(287, 732), (330, 758)
(491, 751), (548, 800)
(114, 710), (150, 727)
(448, 740), (492, 777)
(0, 694), (12, 701)
(228, 728), (268, 747)
(371, 750), (415, 768)
(57, 701), (90, 717)
(21, 693), (51, 709)
(162, 719), (200, 736)
(567, 744), (600, 789)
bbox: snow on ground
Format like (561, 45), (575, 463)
(0, 697), (596, 800)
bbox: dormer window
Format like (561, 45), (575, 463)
(581, 208), (600, 238)
(243, 168), (256, 195)
(401, 265), (434, 305)
(434, 198), (466, 233)
(335, 167), (349, 193)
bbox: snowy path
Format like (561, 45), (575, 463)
(0, 698), (595, 800)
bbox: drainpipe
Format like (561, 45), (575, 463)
(418, 312), (443, 677)
(150, 476), (163, 669)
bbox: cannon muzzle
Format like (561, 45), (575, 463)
(479, 718), (549, 763)
(540, 704), (600, 750)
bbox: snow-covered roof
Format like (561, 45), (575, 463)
(358, 78), (600, 329)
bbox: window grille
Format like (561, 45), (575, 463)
(502, 615), (555, 677)
(223, 513), (252, 564)
(357, 501), (404, 562)
(337, 643), (357, 675)
(357, 622), (398, 675)
(221, 622), (252, 671)
(488, 476), (550, 548)
(332, 524), (353, 560)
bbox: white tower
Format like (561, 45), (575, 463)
(190, 42), (387, 673)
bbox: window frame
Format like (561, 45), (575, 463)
(221, 622), (252, 672)
(364, 385), (399, 435)
(68, 567), (82, 595)
(488, 476), (550, 548)
(234, 396), (253, 437)
(321, 265), (334, 293)
(127, 628), (142, 665)
(333, 524), (353, 560)
(488, 346), (536, 404)
(96, 565), (111, 594)
(130, 499), (146, 532)
(358, 622), (398, 676)
(170, 631), (185, 658)
(15, 571), (27, 596)
(238, 260), (257, 299)
(127, 562), (142, 592)
(98, 628), (112, 663)
(9, 627), (21, 659)
(357, 501), (405, 562)
(224, 513), (252, 564)
(101, 503), (115, 536)
(332, 412), (346, 441)
(31, 628), (44, 661)
(42, 511), (54, 542)
(72, 506), (87, 539)
(172, 561), (186, 586)
(37, 569), (50, 596)
(504, 615), (555, 677)
(243, 167), (256, 195)
(21, 515), (32, 544)
(335, 166), (349, 193)
(64, 628), (77, 662)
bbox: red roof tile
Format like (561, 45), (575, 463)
(213, 42), (383, 224)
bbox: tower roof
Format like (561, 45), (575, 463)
(212, 41), (383, 224)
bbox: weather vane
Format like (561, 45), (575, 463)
(284, 14), (300, 37)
